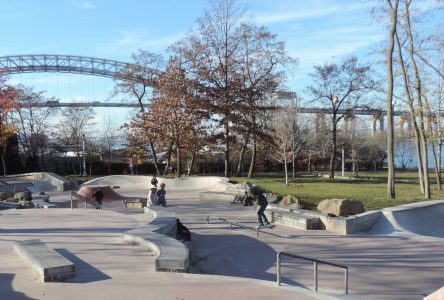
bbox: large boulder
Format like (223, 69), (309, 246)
(14, 191), (32, 202)
(279, 195), (302, 208)
(0, 191), (11, 200)
(317, 199), (365, 216)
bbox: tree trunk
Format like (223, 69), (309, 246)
(386, 0), (399, 199)
(432, 141), (442, 190)
(107, 146), (111, 175)
(329, 117), (337, 179)
(164, 140), (174, 175)
(284, 146), (289, 185)
(405, 0), (430, 199)
(396, 32), (424, 194)
(292, 153), (296, 179)
(248, 135), (256, 178)
(236, 138), (248, 177)
(438, 141), (443, 190)
(1, 148), (7, 175)
(149, 140), (160, 176)
(176, 141), (181, 178)
(188, 152), (196, 176)
(307, 154), (312, 173)
(224, 123), (230, 178)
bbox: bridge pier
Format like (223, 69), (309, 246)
(315, 113), (326, 135)
(371, 113), (384, 137)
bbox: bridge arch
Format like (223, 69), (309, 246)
(0, 54), (158, 82)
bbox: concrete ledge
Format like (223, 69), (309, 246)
(123, 199), (147, 208)
(199, 191), (236, 201)
(122, 207), (189, 272)
(13, 239), (75, 282)
(265, 209), (322, 230)
(0, 201), (20, 209)
(266, 204), (381, 234)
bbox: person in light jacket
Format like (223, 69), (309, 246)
(147, 185), (158, 206)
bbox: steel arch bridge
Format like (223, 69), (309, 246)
(0, 54), (158, 82)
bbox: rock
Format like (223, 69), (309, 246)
(279, 195), (301, 208)
(317, 199), (365, 216)
(0, 192), (10, 200)
(19, 201), (35, 209)
(14, 191), (32, 202)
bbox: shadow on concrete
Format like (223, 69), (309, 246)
(54, 249), (112, 283)
(189, 233), (306, 288)
(0, 273), (37, 300)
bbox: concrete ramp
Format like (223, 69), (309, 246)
(366, 200), (444, 238)
(82, 175), (232, 192)
(78, 185), (143, 202)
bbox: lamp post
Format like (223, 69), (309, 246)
(82, 134), (87, 176)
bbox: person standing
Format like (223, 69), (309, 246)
(252, 189), (270, 228)
(147, 185), (158, 207)
(151, 175), (158, 187)
(92, 186), (104, 210)
(157, 183), (167, 207)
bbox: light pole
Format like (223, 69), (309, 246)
(341, 146), (345, 178)
(82, 134), (87, 176)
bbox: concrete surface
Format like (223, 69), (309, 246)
(2, 175), (444, 299)
(13, 239), (75, 282)
(123, 207), (189, 272)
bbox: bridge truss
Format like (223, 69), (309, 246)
(0, 54), (158, 82)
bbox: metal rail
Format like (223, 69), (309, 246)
(70, 190), (101, 209)
(205, 215), (288, 238)
(277, 252), (348, 294)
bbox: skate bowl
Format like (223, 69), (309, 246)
(82, 175), (232, 192)
(365, 200), (444, 238)
(77, 185), (144, 202)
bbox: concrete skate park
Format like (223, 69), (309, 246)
(1, 173), (444, 300)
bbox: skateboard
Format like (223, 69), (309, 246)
(257, 224), (275, 229)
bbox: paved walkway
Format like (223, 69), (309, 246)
(1, 179), (444, 299)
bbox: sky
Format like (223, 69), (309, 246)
(0, 0), (402, 129)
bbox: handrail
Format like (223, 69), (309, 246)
(70, 191), (101, 209)
(205, 215), (288, 238)
(277, 252), (348, 294)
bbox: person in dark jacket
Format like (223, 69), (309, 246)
(252, 190), (270, 228)
(151, 175), (158, 187)
(157, 183), (167, 207)
(92, 186), (104, 209)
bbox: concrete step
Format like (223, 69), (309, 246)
(13, 239), (75, 282)
(265, 209), (323, 230)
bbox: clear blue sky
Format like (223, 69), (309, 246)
(0, 0), (419, 129)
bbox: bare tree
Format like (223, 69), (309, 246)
(11, 85), (57, 171)
(113, 49), (164, 175)
(307, 56), (376, 179)
(101, 115), (120, 174)
(54, 106), (95, 175)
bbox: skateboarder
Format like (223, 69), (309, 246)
(92, 186), (104, 209)
(251, 189), (271, 228)
(157, 183), (167, 207)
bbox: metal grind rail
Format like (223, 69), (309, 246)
(277, 252), (348, 294)
(70, 191), (102, 209)
(205, 216), (289, 238)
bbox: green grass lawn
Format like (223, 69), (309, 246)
(230, 171), (444, 211)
